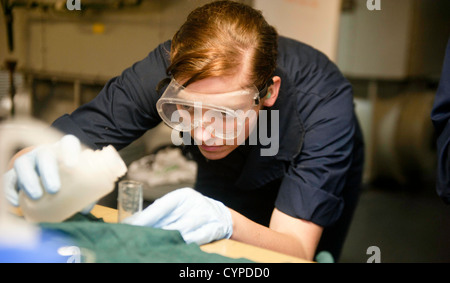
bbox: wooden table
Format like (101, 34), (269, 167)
(91, 205), (311, 263)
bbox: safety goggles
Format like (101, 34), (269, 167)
(156, 78), (270, 140)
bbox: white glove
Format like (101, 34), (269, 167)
(3, 135), (94, 213)
(124, 188), (233, 245)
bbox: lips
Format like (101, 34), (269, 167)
(199, 144), (224, 152)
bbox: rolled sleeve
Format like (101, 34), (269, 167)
(276, 173), (344, 227)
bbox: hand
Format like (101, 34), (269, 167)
(124, 188), (233, 245)
(3, 135), (81, 206)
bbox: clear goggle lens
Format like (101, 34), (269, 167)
(156, 79), (263, 140)
(159, 101), (249, 139)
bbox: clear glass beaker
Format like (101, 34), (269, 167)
(117, 180), (143, 223)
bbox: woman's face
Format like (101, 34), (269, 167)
(185, 75), (261, 160)
(182, 74), (280, 160)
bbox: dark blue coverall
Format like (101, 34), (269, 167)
(432, 38), (450, 205)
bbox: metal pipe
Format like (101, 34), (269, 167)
(5, 60), (17, 117)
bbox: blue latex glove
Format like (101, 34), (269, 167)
(3, 135), (85, 207)
(124, 188), (233, 245)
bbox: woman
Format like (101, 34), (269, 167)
(6, 1), (364, 261)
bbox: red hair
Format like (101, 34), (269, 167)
(168, 1), (278, 90)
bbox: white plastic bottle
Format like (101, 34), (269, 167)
(19, 145), (127, 223)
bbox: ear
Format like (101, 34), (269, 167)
(263, 76), (281, 108)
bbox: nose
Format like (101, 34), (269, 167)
(191, 123), (220, 146)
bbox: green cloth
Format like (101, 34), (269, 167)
(40, 214), (252, 263)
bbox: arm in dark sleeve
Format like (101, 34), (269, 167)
(52, 41), (172, 150)
(276, 60), (356, 227)
(431, 38), (450, 204)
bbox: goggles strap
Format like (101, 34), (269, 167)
(156, 77), (172, 94)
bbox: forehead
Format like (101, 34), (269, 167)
(184, 75), (251, 94)
(176, 76), (256, 108)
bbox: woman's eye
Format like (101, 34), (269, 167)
(178, 104), (194, 112)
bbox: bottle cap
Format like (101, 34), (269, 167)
(98, 146), (128, 179)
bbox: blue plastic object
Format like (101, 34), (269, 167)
(0, 228), (77, 263)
